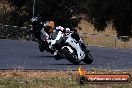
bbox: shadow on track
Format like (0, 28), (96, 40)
(50, 63), (90, 65)
(36, 55), (54, 57)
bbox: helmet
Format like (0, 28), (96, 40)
(48, 21), (55, 29)
(43, 21), (55, 33)
(44, 21), (54, 28)
(31, 17), (38, 22)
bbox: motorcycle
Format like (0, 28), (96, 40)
(31, 17), (93, 65)
(51, 31), (93, 65)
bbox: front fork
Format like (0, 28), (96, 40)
(66, 38), (85, 61)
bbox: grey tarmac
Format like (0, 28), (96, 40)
(0, 39), (132, 71)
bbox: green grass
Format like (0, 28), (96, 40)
(0, 70), (131, 88)
(0, 77), (131, 88)
(0, 74), (78, 88)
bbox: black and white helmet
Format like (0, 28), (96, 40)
(31, 17), (38, 22)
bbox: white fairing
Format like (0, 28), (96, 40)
(65, 34), (85, 61)
(49, 31), (64, 49)
(54, 31), (63, 41)
(62, 46), (74, 53)
(65, 28), (70, 32)
(56, 26), (64, 31)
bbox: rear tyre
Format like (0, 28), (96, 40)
(39, 41), (49, 52)
(62, 47), (80, 65)
(83, 52), (93, 64)
(39, 43), (44, 52)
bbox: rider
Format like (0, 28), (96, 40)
(31, 17), (55, 52)
(31, 17), (43, 42)
(41, 21), (55, 40)
(31, 17), (55, 42)
(43, 24), (71, 55)
(39, 21), (55, 53)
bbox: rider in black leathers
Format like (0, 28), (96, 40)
(31, 17), (43, 42)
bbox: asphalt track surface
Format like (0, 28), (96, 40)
(0, 39), (132, 71)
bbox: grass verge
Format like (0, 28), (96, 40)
(0, 70), (131, 88)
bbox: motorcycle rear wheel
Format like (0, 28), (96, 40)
(39, 41), (49, 52)
(39, 43), (45, 52)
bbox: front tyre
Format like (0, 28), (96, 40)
(62, 47), (80, 65)
(54, 52), (63, 60)
(83, 52), (93, 64)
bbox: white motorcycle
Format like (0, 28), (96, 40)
(50, 31), (93, 65)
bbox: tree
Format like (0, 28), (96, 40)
(81, 0), (132, 36)
(0, 0), (12, 24)
(2, 0), (132, 37)
(8, 0), (81, 29)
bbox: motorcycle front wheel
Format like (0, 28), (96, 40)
(62, 47), (80, 65)
(83, 51), (93, 64)
(54, 52), (64, 60)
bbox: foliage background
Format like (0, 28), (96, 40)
(0, 0), (132, 36)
